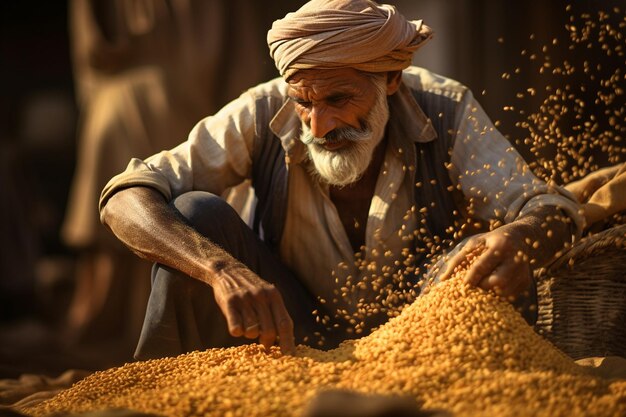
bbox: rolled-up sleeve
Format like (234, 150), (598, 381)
(99, 90), (258, 212)
(448, 91), (585, 240)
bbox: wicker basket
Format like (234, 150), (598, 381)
(535, 223), (626, 359)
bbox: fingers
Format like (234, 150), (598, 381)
(438, 243), (475, 281)
(269, 291), (295, 355)
(477, 264), (510, 293)
(223, 302), (245, 338)
(241, 304), (261, 339)
(464, 247), (502, 287)
(439, 235), (491, 282)
(215, 276), (295, 355)
(219, 295), (258, 339)
(475, 249), (532, 300)
(255, 297), (277, 351)
(478, 262), (531, 298)
(440, 228), (534, 300)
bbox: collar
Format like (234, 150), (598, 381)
(268, 80), (438, 165)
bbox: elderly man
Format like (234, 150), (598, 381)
(100, 0), (583, 359)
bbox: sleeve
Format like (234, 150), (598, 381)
(448, 90), (585, 240)
(99, 89), (258, 211)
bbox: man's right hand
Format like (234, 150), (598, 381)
(210, 262), (296, 354)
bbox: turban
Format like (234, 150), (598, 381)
(267, 0), (433, 79)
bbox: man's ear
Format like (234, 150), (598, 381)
(385, 70), (403, 95)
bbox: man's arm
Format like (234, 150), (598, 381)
(441, 89), (582, 296)
(441, 205), (574, 297)
(101, 186), (295, 353)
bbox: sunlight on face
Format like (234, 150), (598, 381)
(301, 76), (389, 186)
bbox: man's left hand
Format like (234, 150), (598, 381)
(439, 227), (532, 298)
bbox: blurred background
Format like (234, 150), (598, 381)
(1, 0), (624, 378)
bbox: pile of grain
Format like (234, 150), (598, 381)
(22, 273), (625, 417)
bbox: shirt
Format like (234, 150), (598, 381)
(100, 66), (584, 328)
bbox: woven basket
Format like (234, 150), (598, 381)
(535, 223), (626, 359)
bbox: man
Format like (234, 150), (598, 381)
(99, 0), (583, 359)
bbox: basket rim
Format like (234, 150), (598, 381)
(545, 223), (626, 272)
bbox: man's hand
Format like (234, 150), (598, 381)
(210, 262), (296, 354)
(439, 206), (575, 298)
(439, 227), (532, 298)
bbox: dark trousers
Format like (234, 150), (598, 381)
(134, 191), (333, 360)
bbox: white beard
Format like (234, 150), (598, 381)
(301, 79), (390, 187)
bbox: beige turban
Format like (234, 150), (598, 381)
(267, 0), (433, 78)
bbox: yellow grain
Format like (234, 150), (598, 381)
(21, 265), (625, 417)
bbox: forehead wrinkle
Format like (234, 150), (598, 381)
(287, 68), (372, 101)
(288, 81), (360, 101)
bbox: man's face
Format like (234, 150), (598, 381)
(287, 68), (390, 186)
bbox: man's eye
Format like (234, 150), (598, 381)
(290, 97), (311, 108)
(327, 96), (349, 105)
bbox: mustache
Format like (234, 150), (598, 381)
(301, 119), (371, 146)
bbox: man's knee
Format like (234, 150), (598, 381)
(171, 191), (240, 234)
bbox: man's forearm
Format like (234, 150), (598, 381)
(100, 186), (238, 285)
(502, 205), (575, 269)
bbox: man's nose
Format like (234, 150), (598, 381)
(309, 106), (337, 139)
